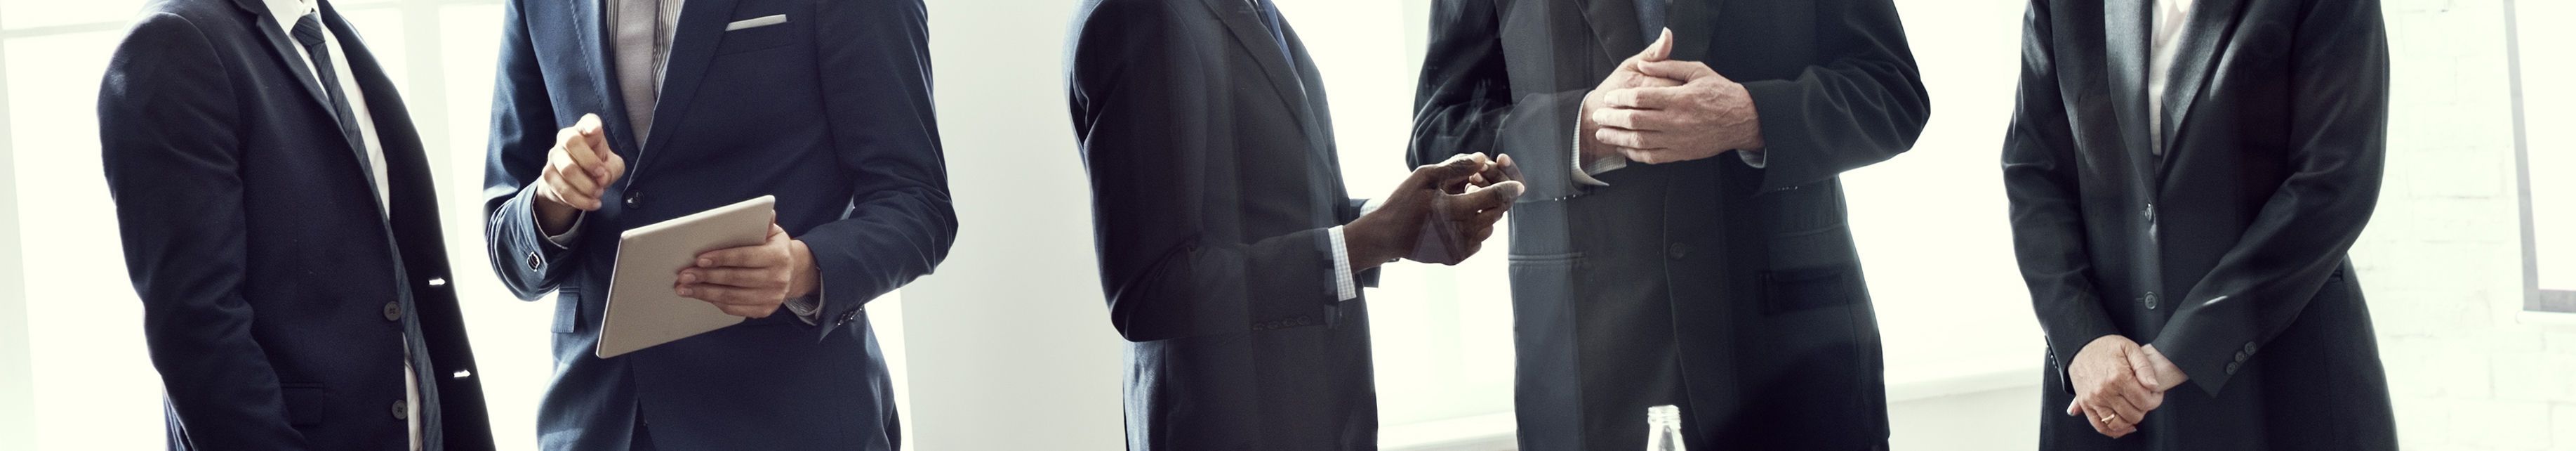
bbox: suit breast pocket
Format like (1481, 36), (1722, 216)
(713, 14), (799, 55)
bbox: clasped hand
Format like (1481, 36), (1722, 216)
(1346, 152), (1525, 268)
(1581, 29), (1763, 165)
(2066, 335), (2191, 438)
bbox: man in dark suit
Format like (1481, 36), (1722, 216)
(479, 0), (954, 448)
(1066, 0), (1523, 448)
(2005, 0), (2396, 448)
(1412, 0), (1929, 449)
(99, 0), (495, 449)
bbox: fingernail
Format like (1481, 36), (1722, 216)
(679, 273), (697, 283)
(677, 287), (693, 296)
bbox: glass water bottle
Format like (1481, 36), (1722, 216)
(1646, 405), (1687, 451)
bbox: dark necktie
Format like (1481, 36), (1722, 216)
(1249, 0), (1293, 60)
(1637, 0), (1671, 45)
(290, 13), (373, 181)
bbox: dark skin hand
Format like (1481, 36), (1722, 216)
(1346, 152), (1525, 268)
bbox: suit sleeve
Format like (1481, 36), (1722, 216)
(98, 13), (309, 449)
(1070, 1), (1345, 343)
(1409, 0), (1592, 202)
(481, 0), (578, 301)
(1734, 0), (1930, 193)
(798, 0), (959, 341)
(2151, 0), (2389, 397)
(2000, 0), (2121, 396)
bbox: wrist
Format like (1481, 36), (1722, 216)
(786, 239), (820, 299)
(1576, 92), (1611, 160)
(1341, 217), (1403, 270)
(533, 195), (578, 235)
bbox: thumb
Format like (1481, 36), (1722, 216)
(2127, 348), (2161, 389)
(1459, 180), (1526, 211)
(1646, 28), (1674, 62)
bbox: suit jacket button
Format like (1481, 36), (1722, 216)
(2224, 360), (2241, 375)
(2142, 203), (2156, 223)
(2234, 351), (2248, 362)
(1666, 243), (1690, 260)
(2243, 342), (2257, 354)
(383, 301), (403, 322)
(526, 251), (542, 270)
(623, 190), (643, 209)
(391, 399), (409, 420)
(2142, 292), (2159, 309)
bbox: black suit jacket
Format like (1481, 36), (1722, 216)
(1412, 0), (1927, 449)
(1068, 0), (1381, 449)
(98, 0), (492, 449)
(2006, 0), (2395, 448)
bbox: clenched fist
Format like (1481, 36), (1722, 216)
(533, 113), (628, 235)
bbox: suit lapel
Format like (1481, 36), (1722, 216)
(1282, 25), (1343, 204)
(642, 0), (745, 152)
(232, 0), (339, 135)
(1579, 0), (1642, 65)
(1194, 0), (1322, 138)
(2104, 0), (2155, 171)
(573, 0), (642, 155)
(321, 1), (416, 211)
(303, 0), (392, 211)
(2156, 0), (2247, 162)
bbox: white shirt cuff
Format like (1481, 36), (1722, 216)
(1572, 116), (1624, 187)
(784, 283), (825, 325)
(1737, 148), (1768, 168)
(540, 211), (585, 249)
(1327, 226), (1359, 301)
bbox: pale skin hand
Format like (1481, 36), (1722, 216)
(532, 114), (629, 235)
(1344, 153), (1525, 268)
(1580, 30), (1686, 164)
(2139, 344), (2190, 391)
(675, 221), (821, 318)
(2064, 334), (2165, 438)
(1589, 29), (1766, 164)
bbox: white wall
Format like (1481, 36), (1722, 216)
(2368, 1), (2576, 449)
(892, 1), (1128, 450)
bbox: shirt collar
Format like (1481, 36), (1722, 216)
(265, 0), (316, 23)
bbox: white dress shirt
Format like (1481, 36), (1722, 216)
(262, 0), (413, 448)
(2149, 0), (2196, 155)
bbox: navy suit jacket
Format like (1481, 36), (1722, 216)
(479, 0), (953, 449)
(99, 0), (494, 449)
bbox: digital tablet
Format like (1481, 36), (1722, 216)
(595, 195), (775, 358)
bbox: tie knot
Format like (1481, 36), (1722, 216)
(291, 13), (327, 48)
